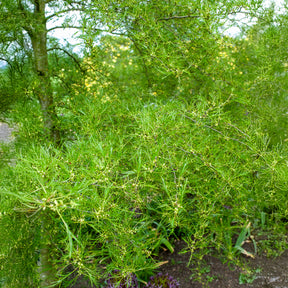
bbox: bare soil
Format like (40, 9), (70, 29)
(71, 238), (288, 287)
(156, 239), (288, 288)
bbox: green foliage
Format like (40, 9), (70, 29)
(0, 210), (40, 287)
(1, 0), (288, 287)
(0, 59), (32, 115)
(2, 92), (288, 285)
(233, 15), (288, 146)
(239, 268), (261, 284)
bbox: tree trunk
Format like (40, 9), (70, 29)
(38, 246), (58, 288)
(29, 0), (60, 144)
(29, 1), (59, 287)
(37, 213), (58, 287)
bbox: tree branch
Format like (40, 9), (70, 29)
(159, 10), (265, 22)
(129, 38), (152, 88)
(47, 47), (85, 72)
(180, 114), (252, 149)
(46, 8), (85, 21)
(158, 15), (201, 21)
(47, 25), (83, 32)
(47, 25), (127, 37)
(68, 0), (85, 4)
(0, 57), (12, 68)
(226, 10), (267, 22)
(17, 0), (34, 35)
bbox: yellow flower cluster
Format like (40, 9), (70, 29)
(70, 36), (139, 104)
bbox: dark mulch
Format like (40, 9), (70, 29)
(156, 239), (288, 288)
(72, 239), (288, 288)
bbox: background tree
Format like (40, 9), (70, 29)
(0, 0), (265, 140)
(233, 12), (288, 146)
(84, 0), (265, 97)
(0, 0), (91, 142)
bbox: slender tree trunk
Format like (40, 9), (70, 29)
(38, 246), (57, 287)
(37, 213), (58, 288)
(29, 0), (60, 144)
(29, 1), (59, 287)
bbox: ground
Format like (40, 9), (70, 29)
(71, 238), (288, 288)
(156, 239), (288, 288)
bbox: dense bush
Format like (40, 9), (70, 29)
(1, 94), (288, 286)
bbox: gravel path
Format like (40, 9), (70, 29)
(0, 122), (14, 142)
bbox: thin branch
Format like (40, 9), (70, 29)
(47, 25), (83, 33)
(159, 10), (265, 22)
(63, 1), (84, 5)
(46, 8), (85, 21)
(17, 0), (34, 35)
(0, 57), (12, 68)
(47, 47), (85, 72)
(0, 35), (18, 44)
(180, 114), (252, 149)
(47, 24), (127, 38)
(105, 30), (128, 36)
(129, 38), (152, 88)
(226, 123), (250, 138)
(47, 25), (116, 35)
(227, 10), (266, 22)
(159, 15), (201, 21)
